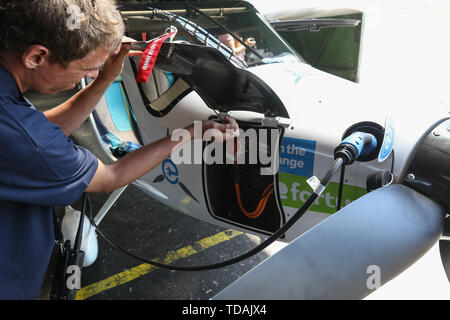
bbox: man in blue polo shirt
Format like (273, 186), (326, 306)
(0, 62), (99, 299)
(0, 0), (238, 299)
(0, 0), (128, 299)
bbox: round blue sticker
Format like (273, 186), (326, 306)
(162, 159), (179, 184)
(378, 117), (395, 162)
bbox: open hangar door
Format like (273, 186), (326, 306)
(266, 9), (363, 82)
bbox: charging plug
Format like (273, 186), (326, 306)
(334, 132), (378, 165)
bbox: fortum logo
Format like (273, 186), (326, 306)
(278, 174), (367, 213)
(277, 137), (367, 213)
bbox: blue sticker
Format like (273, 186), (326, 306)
(283, 68), (313, 85)
(378, 117), (395, 162)
(162, 159), (179, 184)
(279, 137), (316, 177)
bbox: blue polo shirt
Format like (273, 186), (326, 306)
(0, 63), (98, 299)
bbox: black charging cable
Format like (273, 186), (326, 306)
(83, 131), (376, 271)
(85, 157), (345, 271)
(336, 164), (345, 211)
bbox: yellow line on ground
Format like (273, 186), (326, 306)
(75, 229), (243, 300)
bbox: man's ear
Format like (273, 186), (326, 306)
(22, 45), (50, 69)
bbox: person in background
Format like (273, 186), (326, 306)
(218, 33), (256, 61)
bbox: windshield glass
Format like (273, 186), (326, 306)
(188, 6), (302, 67)
(122, 1), (302, 68)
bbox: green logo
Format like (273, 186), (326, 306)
(279, 172), (367, 214)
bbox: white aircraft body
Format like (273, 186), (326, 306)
(61, 0), (450, 299)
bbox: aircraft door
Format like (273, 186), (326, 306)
(203, 119), (286, 236)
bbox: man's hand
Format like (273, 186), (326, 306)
(95, 43), (143, 84)
(203, 115), (240, 142)
(185, 115), (240, 142)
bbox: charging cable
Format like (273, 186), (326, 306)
(335, 132), (377, 210)
(84, 131), (377, 271)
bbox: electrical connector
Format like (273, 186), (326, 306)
(334, 132), (378, 165)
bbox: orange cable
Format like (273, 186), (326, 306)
(234, 183), (274, 219)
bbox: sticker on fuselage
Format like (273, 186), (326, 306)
(378, 117), (395, 163)
(278, 172), (367, 214)
(283, 65), (315, 85)
(278, 137), (366, 214)
(153, 158), (199, 203)
(162, 158), (179, 184)
(279, 137), (316, 177)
